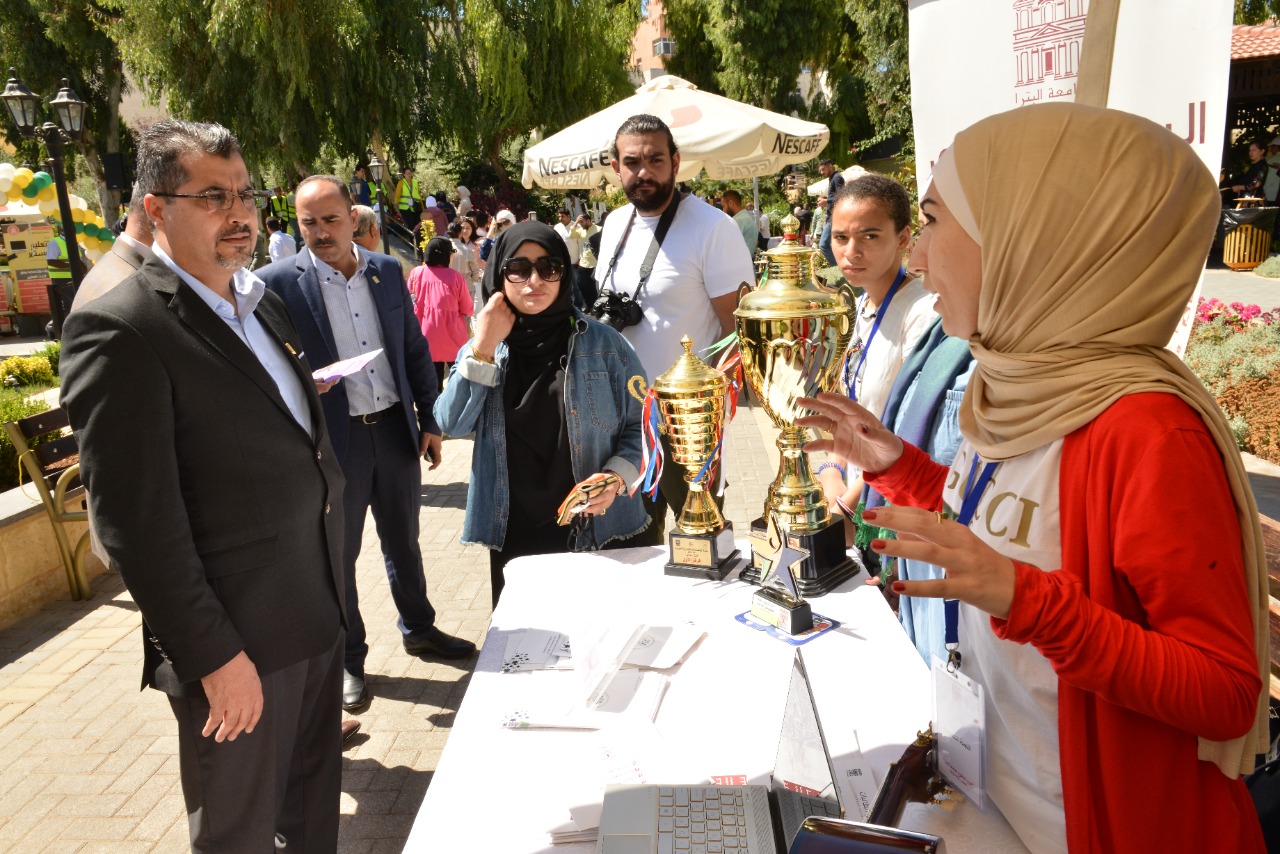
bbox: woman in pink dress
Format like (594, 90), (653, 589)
(410, 236), (474, 387)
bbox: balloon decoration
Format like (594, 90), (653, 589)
(0, 164), (115, 261)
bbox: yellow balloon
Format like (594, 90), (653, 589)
(11, 168), (33, 188)
(37, 186), (55, 203)
(70, 207), (85, 223)
(6, 187), (22, 203)
(83, 236), (100, 251)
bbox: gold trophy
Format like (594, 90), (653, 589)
(735, 213), (860, 596)
(652, 336), (743, 580)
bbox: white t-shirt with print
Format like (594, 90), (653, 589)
(843, 276), (936, 421)
(940, 439), (1067, 854)
(594, 194), (756, 379)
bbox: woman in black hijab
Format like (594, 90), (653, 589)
(434, 220), (650, 607)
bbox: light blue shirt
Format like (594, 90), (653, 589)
(152, 243), (314, 439)
(312, 245), (400, 417)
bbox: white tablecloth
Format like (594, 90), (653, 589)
(404, 544), (1027, 853)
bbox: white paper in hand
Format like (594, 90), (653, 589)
(312, 348), (383, 383)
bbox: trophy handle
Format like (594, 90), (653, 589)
(836, 281), (857, 335)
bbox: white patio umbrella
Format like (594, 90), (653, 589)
(521, 75), (830, 190)
(807, 164), (872, 197)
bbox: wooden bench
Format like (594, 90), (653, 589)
(3, 407), (91, 600)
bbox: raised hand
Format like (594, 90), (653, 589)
(472, 292), (516, 359)
(796, 393), (904, 476)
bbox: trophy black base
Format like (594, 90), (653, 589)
(665, 522), (743, 581)
(750, 587), (814, 635)
(740, 516), (861, 597)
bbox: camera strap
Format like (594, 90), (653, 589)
(603, 191), (684, 300)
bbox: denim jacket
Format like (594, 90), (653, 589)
(433, 312), (650, 551)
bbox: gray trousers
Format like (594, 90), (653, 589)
(168, 633), (344, 852)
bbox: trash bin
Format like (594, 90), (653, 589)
(1221, 207), (1277, 271)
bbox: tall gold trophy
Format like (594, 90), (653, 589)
(735, 214), (860, 596)
(653, 336), (743, 580)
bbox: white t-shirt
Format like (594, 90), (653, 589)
(268, 230), (297, 262)
(554, 221), (582, 264)
(940, 440), (1067, 854)
(843, 276), (936, 420)
(595, 194), (755, 379)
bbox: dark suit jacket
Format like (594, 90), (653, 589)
(257, 247), (440, 463)
(70, 238), (150, 311)
(60, 256), (346, 696)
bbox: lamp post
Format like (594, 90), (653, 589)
(2, 70), (87, 339)
(366, 152), (391, 256)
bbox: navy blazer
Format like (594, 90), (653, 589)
(258, 247), (441, 463)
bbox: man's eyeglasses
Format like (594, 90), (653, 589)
(152, 189), (263, 212)
(502, 257), (565, 283)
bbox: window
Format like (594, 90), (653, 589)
(653, 38), (675, 57)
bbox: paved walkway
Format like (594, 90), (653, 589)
(0, 387), (781, 851)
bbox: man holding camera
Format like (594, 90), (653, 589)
(594, 113), (755, 539)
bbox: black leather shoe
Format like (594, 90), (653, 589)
(342, 670), (369, 712)
(403, 627), (476, 660)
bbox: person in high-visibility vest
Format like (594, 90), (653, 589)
(46, 226), (73, 281)
(394, 168), (422, 225)
(268, 185), (298, 239)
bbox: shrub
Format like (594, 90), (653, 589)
(0, 355), (54, 388)
(0, 386), (58, 491)
(1186, 309), (1280, 466)
(33, 341), (60, 376)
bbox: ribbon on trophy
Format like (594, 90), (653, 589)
(635, 386), (666, 500)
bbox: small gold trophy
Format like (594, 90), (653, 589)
(653, 336), (742, 580)
(735, 213), (860, 596)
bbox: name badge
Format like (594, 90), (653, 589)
(931, 655), (986, 809)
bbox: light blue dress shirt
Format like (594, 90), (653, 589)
(152, 243), (314, 440)
(312, 245), (400, 417)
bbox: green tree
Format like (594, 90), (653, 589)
(662, 0), (724, 94)
(104, 0), (436, 176)
(1236, 0), (1280, 24)
(423, 0), (640, 168)
(0, 0), (130, 224)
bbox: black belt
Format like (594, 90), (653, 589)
(351, 406), (396, 425)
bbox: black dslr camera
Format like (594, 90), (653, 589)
(590, 291), (644, 331)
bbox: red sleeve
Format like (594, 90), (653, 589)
(863, 440), (949, 511)
(992, 404), (1260, 741)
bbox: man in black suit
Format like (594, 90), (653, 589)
(259, 175), (474, 713)
(60, 121), (346, 851)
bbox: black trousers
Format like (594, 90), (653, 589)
(169, 633), (344, 852)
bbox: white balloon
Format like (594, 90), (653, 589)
(69, 194), (88, 210)
(37, 198), (58, 214)
(0, 177), (10, 194)
(0, 163), (14, 180)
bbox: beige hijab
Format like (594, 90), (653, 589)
(932, 102), (1268, 778)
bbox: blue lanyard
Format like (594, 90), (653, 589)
(943, 454), (999, 672)
(847, 268), (906, 404)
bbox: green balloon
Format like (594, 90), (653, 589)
(102, 232), (114, 245)
(21, 183), (38, 199)
(34, 172), (52, 190)
(73, 221), (84, 234)
(84, 223), (99, 238)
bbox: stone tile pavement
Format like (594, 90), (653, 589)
(0, 391), (782, 851)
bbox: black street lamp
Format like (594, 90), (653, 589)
(2, 69), (87, 339)
(366, 151), (391, 256)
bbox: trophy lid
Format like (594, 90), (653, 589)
(652, 336), (728, 397)
(736, 225), (848, 319)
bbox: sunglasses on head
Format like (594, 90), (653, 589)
(502, 257), (565, 283)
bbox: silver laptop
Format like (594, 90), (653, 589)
(597, 650), (842, 854)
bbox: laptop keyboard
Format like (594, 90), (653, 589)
(657, 786), (750, 853)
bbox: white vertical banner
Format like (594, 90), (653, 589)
(908, 0), (1233, 354)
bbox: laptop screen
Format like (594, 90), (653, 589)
(771, 652), (841, 808)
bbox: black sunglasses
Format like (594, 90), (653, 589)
(502, 257), (565, 283)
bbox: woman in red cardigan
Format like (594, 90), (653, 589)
(800, 103), (1269, 853)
